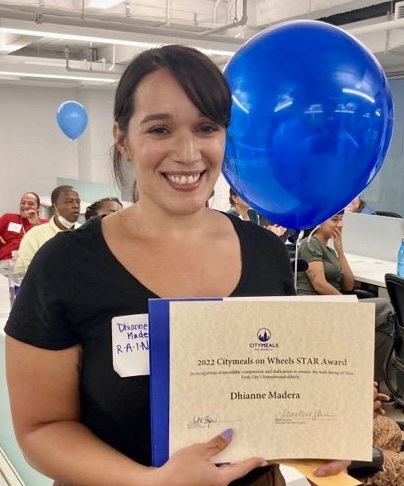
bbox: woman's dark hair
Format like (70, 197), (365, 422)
(229, 187), (237, 207)
(85, 197), (123, 221)
(303, 209), (345, 238)
(112, 44), (232, 186)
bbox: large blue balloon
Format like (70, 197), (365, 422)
(223, 20), (393, 229)
(56, 101), (88, 140)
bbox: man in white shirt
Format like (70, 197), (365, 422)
(19, 185), (81, 263)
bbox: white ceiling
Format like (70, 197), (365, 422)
(0, 0), (404, 88)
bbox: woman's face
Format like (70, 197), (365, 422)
(319, 213), (344, 238)
(116, 68), (226, 216)
(19, 193), (39, 218)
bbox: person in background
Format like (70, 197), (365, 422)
(345, 194), (376, 214)
(227, 187), (287, 238)
(18, 185), (81, 263)
(357, 384), (404, 485)
(296, 211), (354, 295)
(84, 197), (123, 220)
(227, 187), (252, 221)
(296, 210), (394, 381)
(0, 192), (47, 273)
(5, 45), (348, 486)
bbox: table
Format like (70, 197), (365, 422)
(346, 253), (396, 289)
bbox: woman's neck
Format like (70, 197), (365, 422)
(119, 201), (220, 241)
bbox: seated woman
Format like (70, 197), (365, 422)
(296, 211), (353, 295)
(296, 211), (395, 382)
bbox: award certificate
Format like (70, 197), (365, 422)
(166, 299), (375, 464)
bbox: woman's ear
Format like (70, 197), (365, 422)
(113, 122), (131, 160)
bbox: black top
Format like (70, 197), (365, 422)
(5, 212), (294, 470)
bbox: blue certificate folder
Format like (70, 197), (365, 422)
(148, 297), (221, 467)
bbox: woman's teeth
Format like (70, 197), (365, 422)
(167, 174), (201, 185)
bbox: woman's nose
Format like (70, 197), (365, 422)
(171, 132), (201, 164)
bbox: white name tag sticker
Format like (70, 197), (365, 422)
(111, 313), (149, 377)
(8, 222), (22, 233)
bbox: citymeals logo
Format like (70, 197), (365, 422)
(249, 327), (279, 350)
(257, 328), (271, 342)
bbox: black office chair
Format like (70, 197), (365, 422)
(375, 211), (402, 218)
(384, 273), (404, 407)
(291, 259), (308, 273)
(347, 448), (384, 482)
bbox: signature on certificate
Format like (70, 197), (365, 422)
(274, 409), (336, 424)
(187, 415), (218, 429)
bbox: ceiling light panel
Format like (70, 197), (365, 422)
(85, 0), (125, 9)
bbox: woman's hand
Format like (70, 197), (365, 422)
(265, 224), (287, 237)
(155, 429), (267, 486)
(331, 227), (344, 254)
(25, 209), (40, 225)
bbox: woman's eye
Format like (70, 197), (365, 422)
(199, 124), (219, 133)
(148, 126), (169, 134)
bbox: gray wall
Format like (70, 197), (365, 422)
(9, 78), (404, 217)
(0, 84), (231, 214)
(363, 78), (404, 216)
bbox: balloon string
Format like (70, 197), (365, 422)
(294, 230), (305, 292)
(71, 138), (78, 170)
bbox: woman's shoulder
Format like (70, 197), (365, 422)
(300, 235), (323, 247)
(298, 236), (326, 258)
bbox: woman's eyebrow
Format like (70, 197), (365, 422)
(141, 113), (172, 124)
(141, 112), (207, 124)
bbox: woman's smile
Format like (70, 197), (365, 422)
(163, 170), (206, 190)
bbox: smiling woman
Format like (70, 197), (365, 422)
(4, 45), (348, 486)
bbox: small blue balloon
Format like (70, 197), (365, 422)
(56, 101), (88, 140)
(223, 20), (393, 229)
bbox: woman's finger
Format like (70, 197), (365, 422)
(314, 459), (350, 477)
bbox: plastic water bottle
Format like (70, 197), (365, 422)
(397, 237), (404, 277)
(8, 251), (26, 307)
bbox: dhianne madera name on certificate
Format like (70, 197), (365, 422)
(168, 299), (375, 463)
